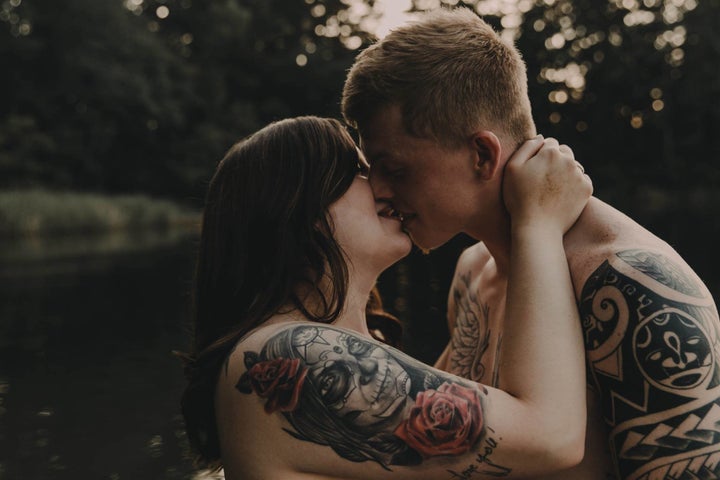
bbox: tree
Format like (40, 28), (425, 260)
(0, 0), (363, 197)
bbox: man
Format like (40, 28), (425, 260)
(342, 8), (720, 480)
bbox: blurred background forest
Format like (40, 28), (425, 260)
(0, 0), (718, 478)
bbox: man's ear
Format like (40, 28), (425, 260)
(471, 131), (502, 180)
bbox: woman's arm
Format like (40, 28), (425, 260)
(490, 136), (592, 468)
(216, 137), (592, 479)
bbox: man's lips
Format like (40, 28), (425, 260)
(377, 204), (405, 222)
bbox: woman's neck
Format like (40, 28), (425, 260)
(290, 275), (375, 338)
(335, 287), (372, 336)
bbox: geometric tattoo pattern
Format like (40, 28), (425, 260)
(580, 249), (720, 479)
(448, 272), (494, 384)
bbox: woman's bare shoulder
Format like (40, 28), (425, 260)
(213, 320), (309, 477)
(215, 321), (409, 480)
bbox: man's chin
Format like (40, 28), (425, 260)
(404, 229), (434, 255)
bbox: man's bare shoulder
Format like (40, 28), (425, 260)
(558, 198), (720, 478)
(455, 241), (493, 274)
(447, 242), (493, 328)
(565, 198), (682, 293)
(572, 201), (720, 479)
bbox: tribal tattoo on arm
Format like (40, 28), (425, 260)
(580, 249), (720, 480)
(235, 324), (511, 476)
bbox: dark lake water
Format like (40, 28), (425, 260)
(0, 227), (464, 480)
(0, 230), (212, 480)
(0, 209), (716, 480)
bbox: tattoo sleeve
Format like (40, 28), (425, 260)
(580, 249), (720, 479)
(235, 324), (511, 475)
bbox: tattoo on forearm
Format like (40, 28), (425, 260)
(446, 427), (512, 478)
(581, 249), (720, 479)
(449, 273), (497, 384)
(235, 324), (511, 474)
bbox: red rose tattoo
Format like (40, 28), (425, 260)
(394, 382), (484, 458)
(240, 358), (308, 413)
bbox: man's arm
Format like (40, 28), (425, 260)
(579, 248), (720, 480)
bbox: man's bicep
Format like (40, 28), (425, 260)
(579, 249), (720, 479)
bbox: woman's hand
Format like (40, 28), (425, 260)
(499, 136), (590, 468)
(503, 136), (592, 235)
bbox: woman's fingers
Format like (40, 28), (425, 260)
(506, 135), (544, 168)
(503, 137), (592, 232)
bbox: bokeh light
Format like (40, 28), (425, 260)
(155, 5), (169, 19)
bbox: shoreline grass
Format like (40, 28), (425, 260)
(0, 189), (200, 238)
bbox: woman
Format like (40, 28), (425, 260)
(181, 116), (592, 479)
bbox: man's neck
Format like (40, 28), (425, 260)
(468, 208), (513, 276)
(470, 197), (616, 276)
(480, 234), (512, 276)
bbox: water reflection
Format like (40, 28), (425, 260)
(0, 227), (464, 479)
(0, 229), (202, 479)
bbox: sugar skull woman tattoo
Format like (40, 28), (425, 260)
(236, 325), (496, 470)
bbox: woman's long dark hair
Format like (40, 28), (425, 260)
(179, 116), (401, 469)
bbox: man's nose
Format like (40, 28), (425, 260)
(369, 170), (392, 200)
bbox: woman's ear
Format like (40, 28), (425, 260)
(471, 131), (502, 180)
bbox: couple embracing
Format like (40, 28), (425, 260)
(181, 9), (720, 480)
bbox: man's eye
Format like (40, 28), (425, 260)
(386, 168), (405, 179)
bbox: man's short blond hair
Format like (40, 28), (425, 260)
(342, 8), (535, 148)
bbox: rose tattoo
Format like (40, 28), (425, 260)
(233, 326), (500, 470)
(394, 382), (484, 458)
(236, 356), (308, 413)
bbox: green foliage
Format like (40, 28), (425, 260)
(0, 189), (197, 237)
(0, 0), (717, 209)
(512, 0), (720, 198)
(0, 0), (358, 200)
(1, 0), (197, 194)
